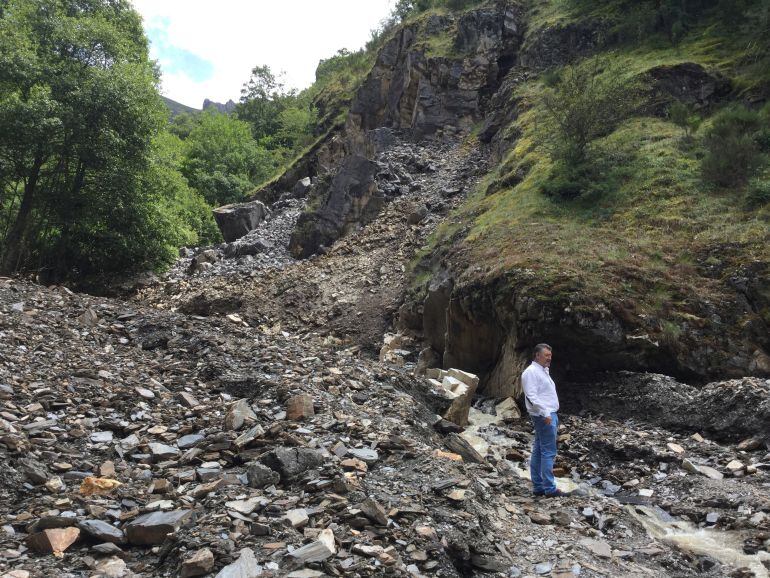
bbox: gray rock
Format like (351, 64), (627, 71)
(292, 177), (312, 198)
(149, 442), (180, 460)
(347, 447), (379, 464)
(259, 447), (324, 481)
(246, 462), (280, 489)
(289, 156), (382, 259)
(177, 434), (205, 449)
(215, 548), (262, 578)
(78, 520), (126, 545)
(125, 510), (194, 545)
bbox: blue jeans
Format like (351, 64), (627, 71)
(530, 412), (558, 494)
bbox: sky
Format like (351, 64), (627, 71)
(131, 0), (396, 109)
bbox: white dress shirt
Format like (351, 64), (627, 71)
(521, 361), (559, 417)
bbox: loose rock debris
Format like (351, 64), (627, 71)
(1, 136), (770, 577)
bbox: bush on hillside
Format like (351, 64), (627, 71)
(746, 176), (770, 207)
(668, 101), (701, 139)
(541, 58), (644, 168)
(701, 105), (764, 187)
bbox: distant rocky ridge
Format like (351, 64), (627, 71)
(202, 98), (237, 114)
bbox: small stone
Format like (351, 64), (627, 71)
(135, 387), (155, 400)
(347, 447), (379, 464)
(91, 431), (113, 443)
(284, 509), (309, 528)
(225, 399), (257, 431)
(667, 442), (685, 454)
(737, 436), (762, 451)
(246, 462), (280, 488)
(691, 433), (705, 442)
(447, 489), (466, 502)
(149, 479), (172, 494)
(529, 511), (551, 525)
(289, 528), (336, 563)
(226, 497), (267, 515)
(234, 424), (265, 448)
(286, 393), (314, 421)
(181, 548), (215, 578)
(178, 392), (200, 408)
(149, 442), (179, 460)
(359, 498), (388, 525)
(94, 556), (127, 577)
(581, 538), (612, 558)
(27, 527), (80, 555)
(706, 512), (720, 525)
(98, 461), (116, 477)
(91, 542), (124, 556)
(215, 548), (262, 578)
(534, 562), (553, 575)
(638, 488), (654, 498)
(726, 459), (744, 471)
(177, 434), (204, 449)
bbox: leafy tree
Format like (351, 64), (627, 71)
(181, 110), (276, 206)
(0, 0), (172, 278)
(236, 65), (293, 141)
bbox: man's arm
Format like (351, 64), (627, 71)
(522, 370), (550, 419)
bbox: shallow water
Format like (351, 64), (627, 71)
(628, 505), (770, 578)
(468, 406), (770, 577)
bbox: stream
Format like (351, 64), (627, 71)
(463, 407), (770, 577)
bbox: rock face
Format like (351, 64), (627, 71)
(348, 4), (523, 138)
(290, 156), (382, 258)
(213, 200), (270, 243)
(647, 62), (731, 113)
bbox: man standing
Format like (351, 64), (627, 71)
(521, 343), (568, 498)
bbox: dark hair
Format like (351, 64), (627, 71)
(533, 343), (552, 358)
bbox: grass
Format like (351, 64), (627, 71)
(419, 72), (769, 321)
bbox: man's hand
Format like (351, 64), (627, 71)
(543, 415), (552, 425)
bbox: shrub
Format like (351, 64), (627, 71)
(668, 101), (701, 139)
(701, 105), (763, 188)
(541, 58), (645, 168)
(746, 177), (770, 207)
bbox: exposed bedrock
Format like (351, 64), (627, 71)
(399, 266), (770, 398)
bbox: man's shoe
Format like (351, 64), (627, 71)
(532, 491), (545, 497)
(543, 489), (573, 498)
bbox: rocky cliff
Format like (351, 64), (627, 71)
(233, 0), (769, 398)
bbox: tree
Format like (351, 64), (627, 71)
(539, 58), (644, 199)
(181, 110), (276, 207)
(0, 0), (169, 277)
(236, 64), (293, 141)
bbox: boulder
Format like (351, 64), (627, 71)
(213, 200), (270, 243)
(78, 520), (126, 545)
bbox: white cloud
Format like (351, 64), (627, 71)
(131, 0), (396, 109)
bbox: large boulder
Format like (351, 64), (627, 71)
(213, 200), (270, 243)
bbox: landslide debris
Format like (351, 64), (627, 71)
(2, 275), (770, 577)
